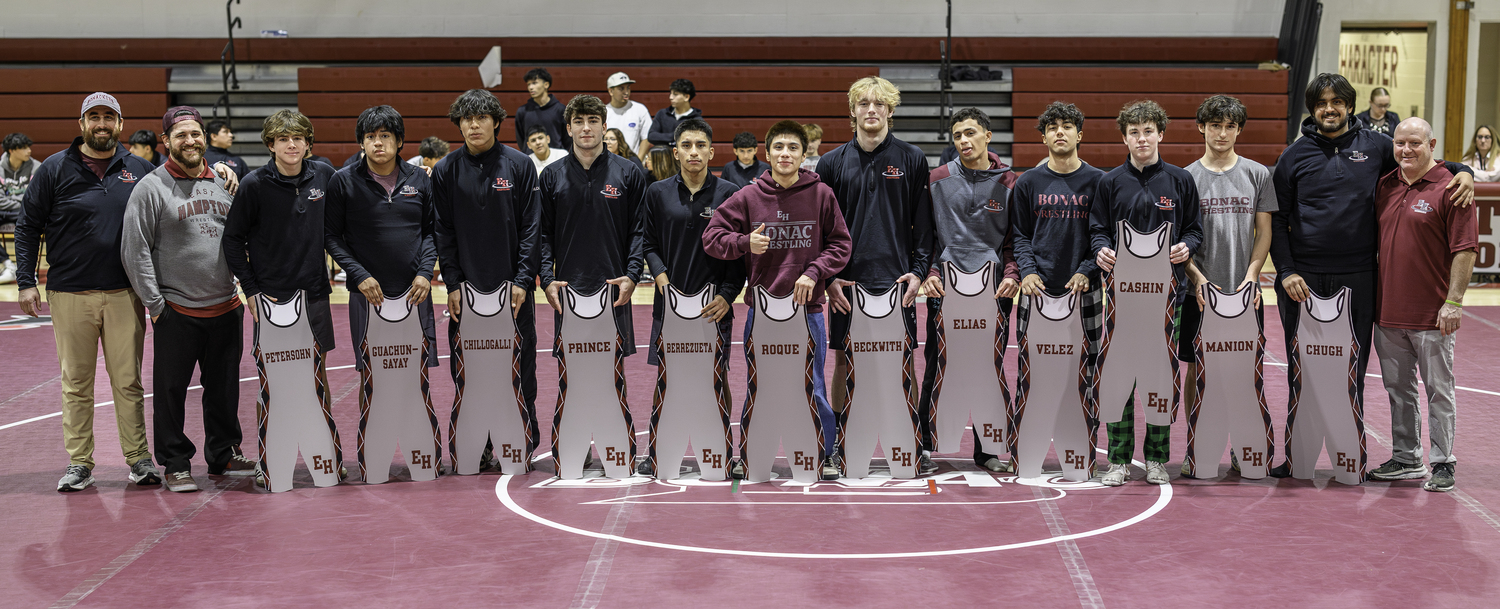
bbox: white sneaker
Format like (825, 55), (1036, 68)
(333, 270), (347, 283)
(1100, 463), (1130, 486)
(1145, 461), (1170, 484)
(0, 259), (16, 284)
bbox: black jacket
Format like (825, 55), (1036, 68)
(642, 173), (746, 311)
(1088, 157), (1204, 294)
(432, 142), (539, 292)
(815, 134), (933, 285)
(204, 145), (248, 179)
(223, 159), (337, 300)
(1271, 117), (1471, 276)
(324, 161), (437, 296)
(719, 159), (769, 189)
(537, 150), (648, 291)
(1353, 109), (1401, 135)
(1010, 162), (1105, 291)
(646, 107), (703, 147)
(15, 138), (156, 292)
(515, 96), (569, 150)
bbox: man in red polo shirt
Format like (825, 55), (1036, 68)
(1366, 117), (1478, 493)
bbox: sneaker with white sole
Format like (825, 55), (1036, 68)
(58, 464), (95, 492)
(212, 447), (260, 477)
(129, 458), (162, 485)
(165, 471), (199, 493)
(0, 260), (17, 284)
(1367, 458), (1427, 481)
(728, 459), (746, 480)
(1100, 462), (1130, 487)
(1424, 462), (1455, 492)
(918, 452), (939, 475)
(820, 457), (841, 480)
(978, 456), (1014, 473)
(1145, 461), (1170, 485)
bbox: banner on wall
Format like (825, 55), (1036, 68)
(1338, 29), (1428, 120)
(1478, 187), (1500, 273)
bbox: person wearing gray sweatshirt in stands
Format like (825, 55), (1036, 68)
(121, 107), (258, 493)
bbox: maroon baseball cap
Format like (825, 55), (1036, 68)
(162, 106), (205, 136)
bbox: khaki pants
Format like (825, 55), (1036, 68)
(50, 289), (149, 468)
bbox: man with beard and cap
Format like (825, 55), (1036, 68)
(122, 106), (258, 493)
(1268, 73), (1474, 478)
(16, 93), (238, 492)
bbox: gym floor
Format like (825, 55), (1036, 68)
(2, 286), (1499, 608)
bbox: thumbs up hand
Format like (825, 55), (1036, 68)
(748, 223), (770, 255)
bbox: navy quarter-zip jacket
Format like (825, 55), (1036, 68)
(815, 134), (933, 285)
(324, 160), (437, 296)
(646, 107), (703, 147)
(537, 149), (648, 291)
(642, 173), (746, 306)
(223, 160), (337, 300)
(515, 96), (570, 150)
(1011, 161), (1105, 291)
(432, 142), (539, 291)
(1088, 157), (1204, 293)
(719, 159), (769, 189)
(15, 137), (157, 292)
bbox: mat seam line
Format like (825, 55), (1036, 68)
(1034, 485), (1106, 609)
(1365, 427), (1500, 535)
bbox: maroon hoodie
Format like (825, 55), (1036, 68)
(702, 168), (851, 313)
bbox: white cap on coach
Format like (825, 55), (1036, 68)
(606, 72), (635, 88)
(80, 92), (122, 117)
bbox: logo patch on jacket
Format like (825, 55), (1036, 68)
(1348, 150), (1368, 162)
(983, 199), (1003, 212)
(306, 188), (325, 201)
(493, 177), (513, 191)
(1410, 199), (1433, 214)
(399, 185), (420, 196)
(882, 166), (905, 179)
(1155, 196), (1176, 210)
(118, 171), (138, 183)
(699, 206), (715, 219)
(601, 184), (621, 198)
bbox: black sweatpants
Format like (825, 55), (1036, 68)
(151, 305), (244, 475)
(919, 296), (1013, 461)
(1272, 269), (1375, 460)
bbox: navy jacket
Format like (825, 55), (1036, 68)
(646, 107), (702, 147)
(324, 160), (437, 296)
(515, 96), (569, 150)
(1353, 109), (1401, 135)
(204, 145), (248, 179)
(1271, 117), (1471, 276)
(15, 138), (156, 292)
(432, 142), (540, 292)
(1010, 162), (1105, 291)
(815, 134), (933, 285)
(223, 160), (338, 300)
(1088, 157), (1204, 294)
(537, 150), (648, 291)
(642, 173), (746, 311)
(719, 159), (769, 189)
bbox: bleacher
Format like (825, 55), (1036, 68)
(0, 68), (170, 160)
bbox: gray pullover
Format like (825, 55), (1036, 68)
(121, 162), (238, 316)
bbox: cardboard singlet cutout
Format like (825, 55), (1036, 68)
(1183, 285), (1273, 479)
(1097, 220), (1180, 426)
(648, 285), (732, 480)
(552, 285), (636, 479)
(1287, 287), (1365, 485)
(449, 282), (531, 475)
(839, 283), (921, 479)
(254, 291), (343, 492)
(930, 261), (1010, 455)
(358, 289), (442, 483)
(742, 286), (825, 484)
(1012, 290), (1095, 481)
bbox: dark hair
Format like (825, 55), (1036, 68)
(524, 68), (553, 86)
(732, 131), (757, 149)
(127, 130), (156, 147)
(648, 147), (678, 181)
(674, 117), (712, 143)
(1370, 87), (1390, 99)
(4, 132), (34, 151)
(1195, 95), (1247, 128)
(950, 107), (991, 132)
(418, 136), (449, 159)
(564, 94), (607, 124)
(355, 105), (405, 146)
(1035, 101), (1085, 133)
(206, 119), (231, 136)
(669, 79), (697, 100)
(605, 128), (638, 160)
(1116, 100), (1170, 134)
(526, 125), (549, 141)
(447, 89), (507, 136)
(1304, 73), (1357, 114)
(764, 120), (808, 150)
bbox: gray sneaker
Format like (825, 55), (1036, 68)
(978, 457), (1014, 473)
(129, 458), (162, 485)
(165, 471), (199, 493)
(1424, 463), (1455, 492)
(1368, 458), (1427, 481)
(58, 465), (95, 492)
(820, 457), (841, 480)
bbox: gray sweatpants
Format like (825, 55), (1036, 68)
(1373, 325), (1456, 465)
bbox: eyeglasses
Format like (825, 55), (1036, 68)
(1478, 135), (1494, 140)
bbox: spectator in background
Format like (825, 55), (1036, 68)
(515, 68), (568, 150)
(126, 130), (163, 165)
(605, 72), (652, 158)
(204, 119), (247, 179)
(1, 132), (34, 282)
(341, 151), (363, 169)
(1354, 87), (1400, 136)
(720, 131), (768, 188)
(647, 146), (677, 183)
(645, 79), (701, 151)
(407, 136), (450, 169)
(526, 125), (568, 175)
(605, 127), (643, 170)
(800, 123), (823, 171)
(1463, 125), (1499, 182)
(303, 150), (333, 167)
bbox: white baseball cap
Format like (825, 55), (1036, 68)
(80, 92), (122, 117)
(606, 72), (635, 88)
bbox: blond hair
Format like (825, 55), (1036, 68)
(803, 123), (823, 142)
(261, 109), (315, 148)
(846, 76), (901, 116)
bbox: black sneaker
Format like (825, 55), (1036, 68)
(917, 453), (939, 475)
(57, 464), (95, 492)
(479, 445), (501, 473)
(820, 457), (841, 480)
(1267, 462), (1291, 478)
(728, 459), (746, 480)
(1424, 463), (1455, 492)
(129, 457), (162, 485)
(1368, 458), (1427, 481)
(635, 457), (655, 477)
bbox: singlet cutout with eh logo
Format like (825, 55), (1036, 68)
(1097, 221), (1180, 426)
(552, 285), (636, 479)
(648, 285), (732, 481)
(839, 283), (920, 478)
(1183, 285), (1271, 480)
(929, 261), (1009, 456)
(450, 282), (531, 475)
(1286, 287), (1364, 485)
(1013, 290), (1095, 482)
(254, 291), (343, 492)
(742, 287), (825, 484)
(357, 289), (442, 483)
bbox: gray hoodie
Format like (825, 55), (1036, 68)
(0, 152), (36, 213)
(120, 162), (238, 316)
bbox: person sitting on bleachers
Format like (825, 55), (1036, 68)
(799, 123), (823, 171)
(645, 79), (701, 153)
(126, 130), (163, 166)
(0, 132), (34, 283)
(605, 128), (644, 170)
(526, 126), (568, 176)
(516, 68), (568, 151)
(720, 131), (768, 188)
(407, 136), (450, 170)
(1462, 125), (1499, 182)
(646, 146), (678, 184)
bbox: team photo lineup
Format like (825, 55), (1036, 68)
(14, 67), (1485, 497)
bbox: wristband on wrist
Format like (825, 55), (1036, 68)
(1446, 299), (1464, 307)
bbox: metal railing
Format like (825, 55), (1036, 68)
(211, 0), (243, 119)
(937, 0), (953, 143)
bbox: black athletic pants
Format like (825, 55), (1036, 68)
(919, 296), (1013, 462)
(151, 305), (244, 475)
(1272, 269), (1375, 461)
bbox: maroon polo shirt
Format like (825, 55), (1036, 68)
(1376, 162), (1478, 330)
